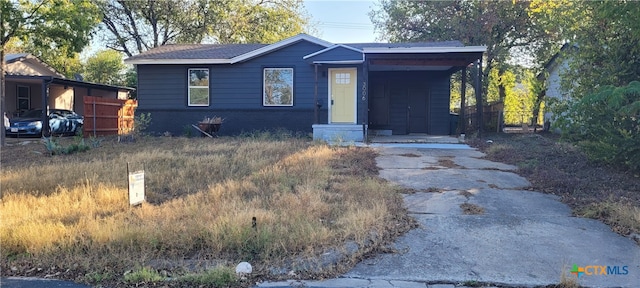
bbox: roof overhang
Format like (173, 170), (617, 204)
(302, 44), (362, 60)
(312, 60), (365, 65)
(125, 34), (334, 65)
(5, 75), (135, 91)
(125, 58), (231, 65)
(363, 46), (487, 54)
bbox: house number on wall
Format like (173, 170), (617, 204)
(362, 81), (367, 101)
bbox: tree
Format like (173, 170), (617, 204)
(1, 0), (100, 146)
(370, 0), (546, 103)
(98, 0), (309, 57)
(84, 49), (126, 86)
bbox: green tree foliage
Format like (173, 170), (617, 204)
(370, 0), (545, 101)
(98, 0), (309, 57)
(531, 1), (640, 99)
(1, 0), (101, 146)
(83, 49), (126, 86)
(555, 81), (640, 172)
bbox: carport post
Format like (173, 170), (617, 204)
(460, 66), (466, 135)
(475, 59), (483, 138)
(41, 78), (50, 137)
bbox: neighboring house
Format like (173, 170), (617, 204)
(539, 44), (576, 131)
(3, 53), (134, 135)
(125, 34), (485, 141)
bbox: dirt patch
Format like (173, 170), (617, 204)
(460, 203), (485, 215)
(398, 153), (421, 158)
(437, 157), (463, 169)
(459, 190), (473, 199)
(468, 133), (640, 238)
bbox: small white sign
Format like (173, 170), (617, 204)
(128, 170), (145, 206)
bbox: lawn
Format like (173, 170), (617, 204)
(0, 134), (413, 287)
(468, 132), (640, 240)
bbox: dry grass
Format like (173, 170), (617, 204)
(0, 136), (410, 286)
(469, 133), (640, 240)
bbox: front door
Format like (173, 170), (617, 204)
(329, 68), (357, 123)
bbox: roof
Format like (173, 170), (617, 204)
(6, 74), (135, 92)
(124, 44), (268, 62)
(4, 53), (65, 78)
(345, 41), (465, 49)
(124, 34), (486, 65)
(125, 34), (334, 65)
(4, 53), (30, 63)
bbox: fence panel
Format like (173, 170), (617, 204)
(83, 96), (137, 136)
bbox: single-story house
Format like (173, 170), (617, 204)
(125, 34), (486, 141)
(538, 43), (576, 131)
(3, 53), (134, 135)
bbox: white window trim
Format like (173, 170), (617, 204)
(263, 68), (294, 107)
(188, 68), (210, 107)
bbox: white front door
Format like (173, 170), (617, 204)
(329, 68), (357, 123)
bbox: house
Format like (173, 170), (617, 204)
(125, 34), (486, 141)
(3, 53), (134, 135)
(538, 43), (576, 131)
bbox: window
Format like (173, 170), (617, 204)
(335, 73), (351, 84)
(188, 68), (209, 106)
(263, 68), (293, 106)
(17, 86), (30, 111)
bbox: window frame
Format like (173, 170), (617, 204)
(187, 68), (210, 107)
(17, 85), (30, 111)
(262, 67), (294, 107)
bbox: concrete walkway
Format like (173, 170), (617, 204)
(260, 144), (640, 288)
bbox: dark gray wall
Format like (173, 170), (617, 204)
(368, 71), (452, 135)
(136, 41), (335, 135)
(305, 46), (363, 62)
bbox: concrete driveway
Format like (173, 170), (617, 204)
(261, 144), (640, 288)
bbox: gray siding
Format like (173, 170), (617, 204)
(368, 71), (452, 135)
(428, 74), (451, 135)
(305, 46), (363, 62)
(137, 41), (333, 135)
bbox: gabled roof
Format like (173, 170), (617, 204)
(125, 34), (334, 65)
(4, 53), (30, 63)
(4, 53), (65, 78)
(124, 34), (486, 66)
(345, 41), (465, 49)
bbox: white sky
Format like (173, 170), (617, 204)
(303, 0), (379, 43)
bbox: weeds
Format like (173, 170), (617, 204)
(179, 266), (237, 286)
(469, 133), (640, 238)
(1, 136), (409, 286)
(123, 267), (164, 283)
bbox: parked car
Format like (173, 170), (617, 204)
(5, 109), (84, 137)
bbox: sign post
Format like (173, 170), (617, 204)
(127, 163), (145, 206)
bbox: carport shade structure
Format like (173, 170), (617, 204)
(307, 43), (485, 136)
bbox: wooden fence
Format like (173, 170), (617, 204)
(461, 102), (504, 134)
(83, 96), (137, 136)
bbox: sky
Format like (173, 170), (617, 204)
(303, 0), (379, 43)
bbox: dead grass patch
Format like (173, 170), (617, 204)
(459, 190), (473, 199)
(437, 157), (463, 169)
(468, 133), (640, 239)
(398, 153), (421, 158)
(460, 203), (485, 215)
(0, 136), (411, 286)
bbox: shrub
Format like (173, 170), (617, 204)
(555, 81), (640, 172)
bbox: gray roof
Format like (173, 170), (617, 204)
(125, 44), (268, 61)
(344, 41), (464, 49)
(4, 53), (29, 63)
(126, 40), (466, 62)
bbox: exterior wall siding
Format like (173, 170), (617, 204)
(369, 71), (452, 135)
(136, 41), (333, 135)
(305, 47), (363, 62)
